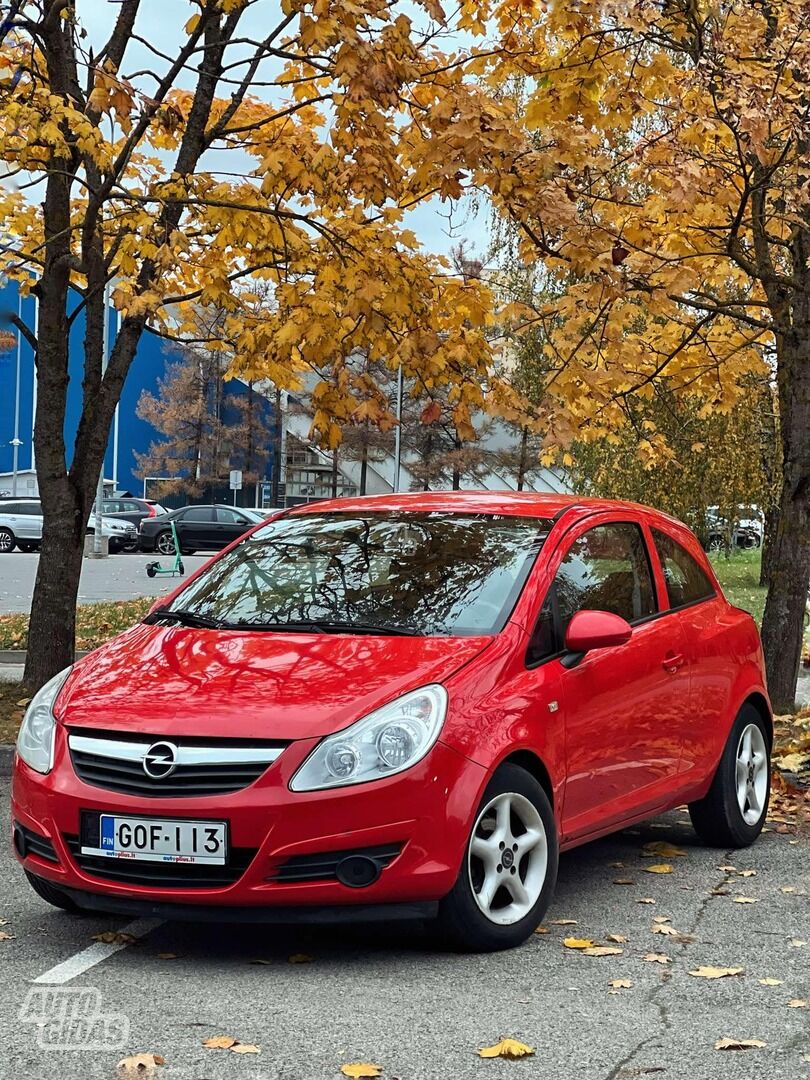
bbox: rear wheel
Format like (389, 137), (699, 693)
(25, 870), (82, 914)
(0, 527), (15, 553)
(155, 530), (176, 555)
(689, 704), (770, 847)
(436, 763), (558, 952)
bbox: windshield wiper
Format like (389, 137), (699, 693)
(146, 607), (225, 630)
(225, 619), (421, 637)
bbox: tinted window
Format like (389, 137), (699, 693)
(526, 590), (557, 666)
(122, 501), (141, 512)
(168, 511), (551, 636)
(652, 529), (715, 608)
(556, 523), (656, 631)
(217, 508), (249, 524)
(181, 507), (212, 522)
(2, 502), (40, 516)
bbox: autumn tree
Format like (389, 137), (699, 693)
(414, 0), (810, 707)
(0, 0), (498, 690)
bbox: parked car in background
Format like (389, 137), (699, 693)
(701, 506), (764, 552)
(0, 499), (137, 553)
(95, 497), (168, 531)
(138, 505), (264, 555)
(13, 492), (772, 951)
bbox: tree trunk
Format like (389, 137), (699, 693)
(360, 435), (368, 496)
(759, 504), (779, 588)
(271, 388), (282, 506)
(517, 426), (529, 491)
(452, 437), (461, 490)
(760, 331), (810, 711)
(331, 448), (339, 498)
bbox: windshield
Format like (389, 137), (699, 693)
(163, 510), (550, 636)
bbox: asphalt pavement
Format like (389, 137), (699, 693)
(0, 552), (210, 614)
(1, 781), (807, 1080)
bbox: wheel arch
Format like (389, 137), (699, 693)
(741, 691), (773, 749)
(498, 749), (555, 811)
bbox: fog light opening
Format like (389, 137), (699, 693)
(335, 855), (382, 888)
(13, 824), (27, 859)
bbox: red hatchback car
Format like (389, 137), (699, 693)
(12, 492), (772, 951)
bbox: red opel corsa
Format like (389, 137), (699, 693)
(11, 493), (772, 951)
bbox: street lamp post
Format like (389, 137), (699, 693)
(11, 292), (22, 495)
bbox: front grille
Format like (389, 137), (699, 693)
(15, 822), (59, 863)
(272, 843), (403, 884)
(64, 834), (256, 889)
(67, 728), (287, 798)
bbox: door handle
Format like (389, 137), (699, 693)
(662, 652), (685, 674)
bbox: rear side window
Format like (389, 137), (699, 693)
(182, 507), (212, 522)
(652, 529), (715, 609)
(217, 508), (249, 524)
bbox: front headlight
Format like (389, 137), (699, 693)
(290, 684), (448, 792)
(16, 667), (72, 774)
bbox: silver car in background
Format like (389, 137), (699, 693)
(0, 499), (137, 553)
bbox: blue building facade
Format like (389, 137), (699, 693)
(0, 277), (274, 500)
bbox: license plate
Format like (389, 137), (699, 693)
(81, 815), (227, 865)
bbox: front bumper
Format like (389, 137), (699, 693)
(11, 726), (487, 913)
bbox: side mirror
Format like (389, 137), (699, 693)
(564, 609), (632, 654)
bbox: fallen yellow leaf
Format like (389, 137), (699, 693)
(645, 864), (673, 875)
(117, 1053), (165, 1072)
(288, 953), (313, 964)
(787, 999), (808, 1008)
(714, 1038), (766, 1051)
(737, 869), (757, 877)
(563, 937), (596, 950)
(230, 1045), (260, 1055)
(732, 897), (759, 904)
(93, 931), (137, 945)
(609, 979), (633, 989)
(478, 1039), (535, 1060)
(652, 916), (671, 923)
(759, 978), (783, 986)
(582, 946), (623, 957)
(550, 919), (578, 925)
(340, 1065), (382, 1079)
(606, 933), (628, 943)
(202, 1037), (238, 1050)
(636, 898), (656, 905)
(790, 939), (806, 948)
(157, 952), (178, 960)
(652, 924), (679, 936)
(779, 886), (797, 894)
(688, 967), (744, 979)
(0, 931), (13, 941)
(641, 841), (687, 858)
(643, 953), (671, 964)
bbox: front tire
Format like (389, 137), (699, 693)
(689, 704), (770, 848)
(25, 870), (82, 914)
(0, 527), (15, 553)
(155, 530), (176, 555)
(436, 763), (558, 952)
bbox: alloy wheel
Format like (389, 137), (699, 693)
(156, 531), (176, 555)
(467, 791), (548, 926)
(0, 529), (14, 553)
(735, 723), (768, 826)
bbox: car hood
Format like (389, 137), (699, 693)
(57, 622), (493, 740)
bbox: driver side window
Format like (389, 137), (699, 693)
(526, 522), (656, 666)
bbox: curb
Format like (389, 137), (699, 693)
(0, 650), (91, 665)
(0, 745), (13, 776)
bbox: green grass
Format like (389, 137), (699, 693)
(708, 547), (766, 625)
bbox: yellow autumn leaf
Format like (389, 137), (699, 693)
(732, 897), (759, 904)
(643, 953), (671, 964)
(340, 1065), (383, 1079)
(478, 1039), (535, 1060)
(202, 1036), (238, 1050)
(582, 946), (624, 957)
(688, 967), (745, 979)
(609, 979), (633, 988)
(787, 999), (808, 1008)
(714, 1038), (766, 1051)
(230, 1044), (260, 1055)
(562, 937), (596, 950)
(641, 841), (688, 858)
(645, 864), (674, 875)
(93, 931), (137, 945)
(117, 1053), (165, 1073)
(759, 978), (783, 986)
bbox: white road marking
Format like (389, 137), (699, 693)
(33, 918), (163, 985)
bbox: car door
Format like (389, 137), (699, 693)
(214, 507), (253, 547)
(535, 517), (691, 841)
(177, 506), (215, 549)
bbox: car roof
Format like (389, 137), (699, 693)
(285, 490), (662, 521)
